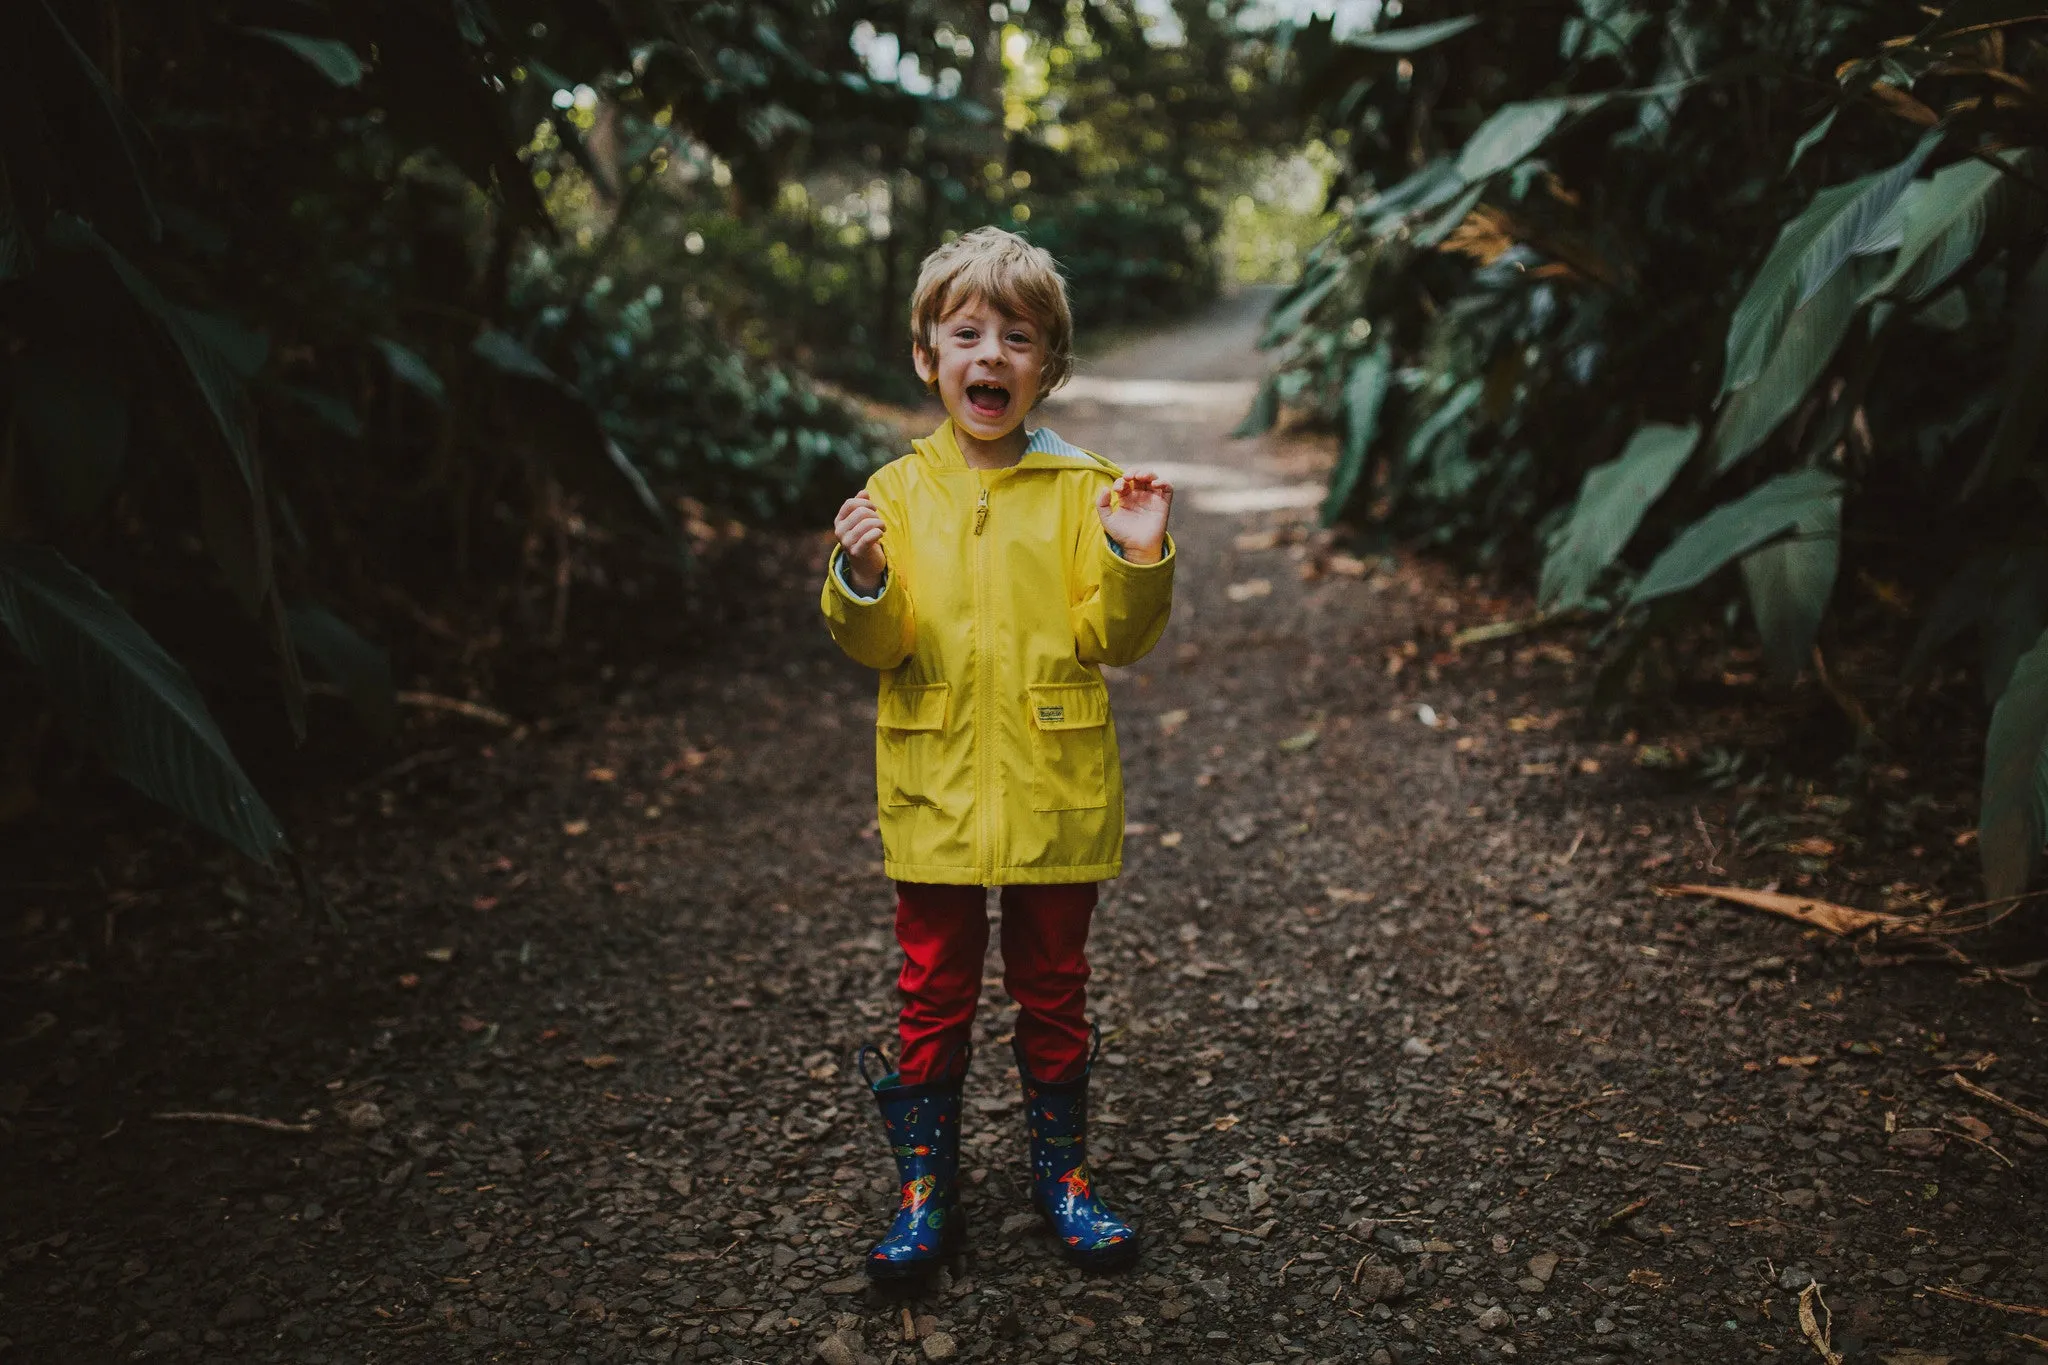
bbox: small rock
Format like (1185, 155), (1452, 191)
(339, 1100), (385, 1133)
(815, 1334), (858, 1365)
(1779, 1188), (1817, 1212)
(1000, 1212), (1037, 1236)
(1526, 1252), (1559, 1284)
(1958, 1263), (1993, 1285)
(821, 1277), (866, 1295)
(1045, 1330), (1081, 1353)
(1778, 1265), (1814, 1292)
(1593, 1317), (1616, 1335)
(1356, 1263), (1406, 1304)
(214, 1295), (265, 1328)
(1515, 1276), (1547, 1294)
(922, 1331), (958, 1360)
(1889, 1129), (1948, 1159)
(1401, 1037), (1434, 1060)
(1476, 1305), (1511, 1332)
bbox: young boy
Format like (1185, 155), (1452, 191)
(822, 227), (1175, 1279)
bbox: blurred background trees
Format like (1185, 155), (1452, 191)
(0, 0), (1308, 868)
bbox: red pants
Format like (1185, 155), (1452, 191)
(894, 881), (1096, 1086)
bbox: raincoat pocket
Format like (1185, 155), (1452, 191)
(877, 682), (950, 808)
(1027, 681), (1110, 812)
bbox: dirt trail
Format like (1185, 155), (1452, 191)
(3, 295), (2046, 1365)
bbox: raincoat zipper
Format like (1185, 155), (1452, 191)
(973, 475), (993, 882)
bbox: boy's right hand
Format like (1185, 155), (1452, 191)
(834, 491), (888, 594)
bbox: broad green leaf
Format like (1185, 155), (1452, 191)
(1707, 265), (1862, 474)
(1414, 182), (1487, 249)
(34, 0), (159, 236)
(1455, 99), (1575, 183)
(1865, 153), (2033, 305)
(288, 603), (396, 737)
(1739, 493), (1840, 681)
(1362, 159), (1466, 230)
(273, 384), (365, 439)
(1343, 15), (1480, 52)
(375, 337), (447, 406)
(0, 542), (286, 864)
(245, 28), (366, 86)
(1629, 469), (1844, 606)
(1538, 422), (1700, 610)
(472, 329), (558, 381)
(53, 215), (261, 494)
(1786, 109), (1836, 173)
(1321, 342), (1393, 525)
(1963, 248), (2048, 497)
(1233, 373), (1280, 438)
(1980, 626), (2048, 897)
(1722, 129), (1941, 395)
(1258, 261), (1342, 349)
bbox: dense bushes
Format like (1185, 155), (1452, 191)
(1252, 1), (2048, 895)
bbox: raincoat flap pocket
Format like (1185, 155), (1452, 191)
(1027, 681), (1109, 731)
(879, 682), (950, 732)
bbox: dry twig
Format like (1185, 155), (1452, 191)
(1927, 1284), (2048, 1318)
(1951, 1073), (2048, 1133)
(152, 1110), (313, 1134)
(1797, 1281), (1843, 1365)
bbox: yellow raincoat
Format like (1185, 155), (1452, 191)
(822, 419), (1176, 885)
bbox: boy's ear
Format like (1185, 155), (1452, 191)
(911, 342), (938, 389)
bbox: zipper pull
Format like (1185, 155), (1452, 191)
(973, 486), (989, 535)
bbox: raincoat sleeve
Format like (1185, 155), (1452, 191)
(1072, 527), (1176, 668)
(821, 484), (916, 670)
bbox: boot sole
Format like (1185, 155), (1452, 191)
(863, 1207), (968, 1282)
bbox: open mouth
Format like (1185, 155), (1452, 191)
(965, 381), (1011, 421)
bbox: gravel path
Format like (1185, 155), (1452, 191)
(3, 294), (2046, 1364)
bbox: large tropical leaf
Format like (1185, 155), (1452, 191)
(1321, 342), (1393, 525)
(375, 336), (448, 406)
(1721, 130), (1941, 395)
(1629, 469), (1844, 606)
(1980, 626), (2048, 898)
(1739, 493), (1840, 682)
(1455, 99), (1576, 183)
(1865, 152), (2035, 305)
(245, 28), (367, 87)
(0, 542), (286, 864)
(1707, 265), (1864, 474)
(471, 330), (669, 533)
(1233, 373), (1280, 438)
(1538, 422), (1700, 611)
(1343, 16), (1480, 52)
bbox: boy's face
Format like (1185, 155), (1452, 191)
(913, 294), (1047, 446)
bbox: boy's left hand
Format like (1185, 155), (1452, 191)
(1097, 472), (1173, 565)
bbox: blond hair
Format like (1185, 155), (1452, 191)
(909, 226), (1074, 397)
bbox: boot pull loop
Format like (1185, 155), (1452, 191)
(854, 1043), (891, 1091)
(1084, 1021), (1104, 1076)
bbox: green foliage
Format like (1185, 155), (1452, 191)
(1258, 0), (2048, 894)
(1983, 629), (2048, 897)
(0, 543), (287, 865)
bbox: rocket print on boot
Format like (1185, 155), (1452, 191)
(858, 1047), (967, 1280)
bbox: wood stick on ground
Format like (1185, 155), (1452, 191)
(394, 691), (514, 728)
(153, 1110), (313, 1134)
(1927, 1284), (2048, 1318)
(1597, 1195), (1652, 1231)
(1952, 1073), (2048, 1133)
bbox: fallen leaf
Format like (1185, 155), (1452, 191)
(1277, 730), (1320, 754)
(1455, 736), (1483, 753)
(1157, 708), (1190, 736)
(586, 767), (617, 783)
(1521, 761), (1558, 776)
(1577, 757), (1602, 774)
(1226, 578), (1273, 602)
(458, 1015), (491, 1033)
(1777, 1055), (1821, 1068)
(397, 973), (420, 989)
(1663, 884), (1917, 938)
(1212, 1114), (1240, 1132)
(1628, 1268), (1667, 1289)
(562, 819), (590, 837)
(1123, 822), (1155, 836)
(423, 946), (454, 963)
(1782, 836), (1838, 857)
(1797, 1282), (1843, 1365)
(471, 895), (499, 911)
(1327, 887), (1375, 904)
(1953, 1115), (1993, 1141)
(1327, 553), (1370, 577)
(581, 1054), (620, 1070)
(1158, 831), (1184, 848)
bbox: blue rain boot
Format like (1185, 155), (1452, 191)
(1016, 1031), (1139, 1271)
(857, 1045), (967, 1281)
